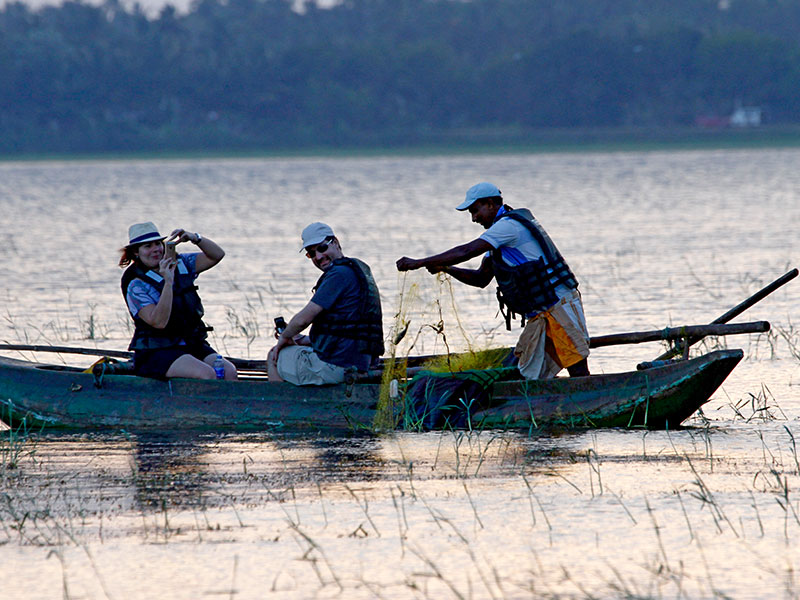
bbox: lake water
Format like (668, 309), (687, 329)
(1, 148), (799, 599)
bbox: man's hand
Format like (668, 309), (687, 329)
(396, 257), (423, 271)
(267, 344), (282, 367)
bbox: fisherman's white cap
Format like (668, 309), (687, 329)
(127, 222), (165, 246)
(455, 182), (502, 211)
(300, 222), (335, 251)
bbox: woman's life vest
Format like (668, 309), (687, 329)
(490, 208), (578, 329)
(121, 257), (210, 351)
(310, 257), (385, 358)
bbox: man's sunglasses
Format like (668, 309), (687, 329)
(305, 237), (333, 258)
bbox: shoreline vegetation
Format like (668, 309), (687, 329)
(4, 125), (800, 163)
(7, 0), (800, 161)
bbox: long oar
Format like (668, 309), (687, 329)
(0, 344), (270, 371)
(0, 344), (131, 359)
(651, 268), (797, 361)
(384, 320), (770, 369)
(591, 320), (769, 348)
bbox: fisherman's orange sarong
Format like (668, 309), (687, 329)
(514, 289), (590, 380)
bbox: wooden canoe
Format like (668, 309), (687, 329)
(0, 349), (743, 431)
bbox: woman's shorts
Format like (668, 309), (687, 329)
(134, 341), (216, 379)
(276, 345), (346, 385)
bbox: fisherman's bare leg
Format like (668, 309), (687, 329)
(567, 359), (590, 377)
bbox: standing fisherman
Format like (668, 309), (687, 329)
(396, 182), (589, 379)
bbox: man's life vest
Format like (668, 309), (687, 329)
(491, 208), (578, 328)
(310, 257), (385, 358)
(121, 257), (210, 351)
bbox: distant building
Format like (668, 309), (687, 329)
(695, 114), (730, 128)
(730, 106), (762, 127)
(696, 105), (762, 129)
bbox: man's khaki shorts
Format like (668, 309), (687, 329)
(277, 345), (346, 386)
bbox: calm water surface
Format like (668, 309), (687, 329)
(1, 148), (799, 598)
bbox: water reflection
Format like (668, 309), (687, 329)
(16, 429), (551, 513)
(123, 431), (392, 510)
(131, 432), (213, 509)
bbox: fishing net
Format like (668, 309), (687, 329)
(404, 364), (518, 430)
(376, 271), (517, 430)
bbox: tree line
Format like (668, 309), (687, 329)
(3, 0), (800, 154)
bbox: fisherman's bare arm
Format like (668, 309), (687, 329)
(431, 254), (495, 288)
(396, 239), (492, 273)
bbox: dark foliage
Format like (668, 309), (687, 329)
(2, 0), (800, 153)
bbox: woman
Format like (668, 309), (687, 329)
(119, 222), (237, 380)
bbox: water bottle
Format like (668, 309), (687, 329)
(213, 354), (225, 380)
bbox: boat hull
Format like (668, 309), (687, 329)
(481, 349), (743, 429)
(0, 350), (743, 431)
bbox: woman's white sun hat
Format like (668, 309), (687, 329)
(127, 222), (165, 246)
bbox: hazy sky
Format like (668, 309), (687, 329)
(5, 0), (193, 14)
(4, 0), (337, 16)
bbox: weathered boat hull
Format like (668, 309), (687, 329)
(0, 356), (381, 431)
(0, 349), (743, 431)
(482, 349), (743, 429)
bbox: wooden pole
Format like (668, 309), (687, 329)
(652, 268), (796, 360)
(0, 320), (773, 373)
(0, 344), (132, 359)
(589, 320), (769, 348)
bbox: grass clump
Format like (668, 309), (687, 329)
(420, 347), (511, 374)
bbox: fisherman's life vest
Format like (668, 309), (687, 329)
(491, 208), (578, 329)
(121, 257), (210, 351)
(310, 257), (385, 358)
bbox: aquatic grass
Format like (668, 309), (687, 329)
(288, 521), (344, 593)
(727, 383), (785, 423)
(771, 320), (800, 361)
(389, 489), (408, 558)
(223, 304), (260, 357)
(343, 484), (381, 537)
(586, 445), (604, 497)
(375, 276), (419, 430)
(521, 475), (554, 545)
(0, 421), (35, 473)
(420, 346), (511, 374)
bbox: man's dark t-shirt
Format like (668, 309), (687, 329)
(309, 264), (374, 371)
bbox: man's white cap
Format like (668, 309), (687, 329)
(300, 222), (335, 251)
(455, 182), (502, 211)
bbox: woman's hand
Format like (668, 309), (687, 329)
(158, 256), (176, 281)
(167, 228), (201, 244)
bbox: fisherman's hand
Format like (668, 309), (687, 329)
(426, 265), (447, 274)
(396, 257), (423, 271)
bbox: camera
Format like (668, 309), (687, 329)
(165, 241), (178, 261)
(274, 316), (287, 337)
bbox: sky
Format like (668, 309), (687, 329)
(6, 0), (193, 14)
(3, 0), (338, 16)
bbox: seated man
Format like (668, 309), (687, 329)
(268, 222), (384, 385)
